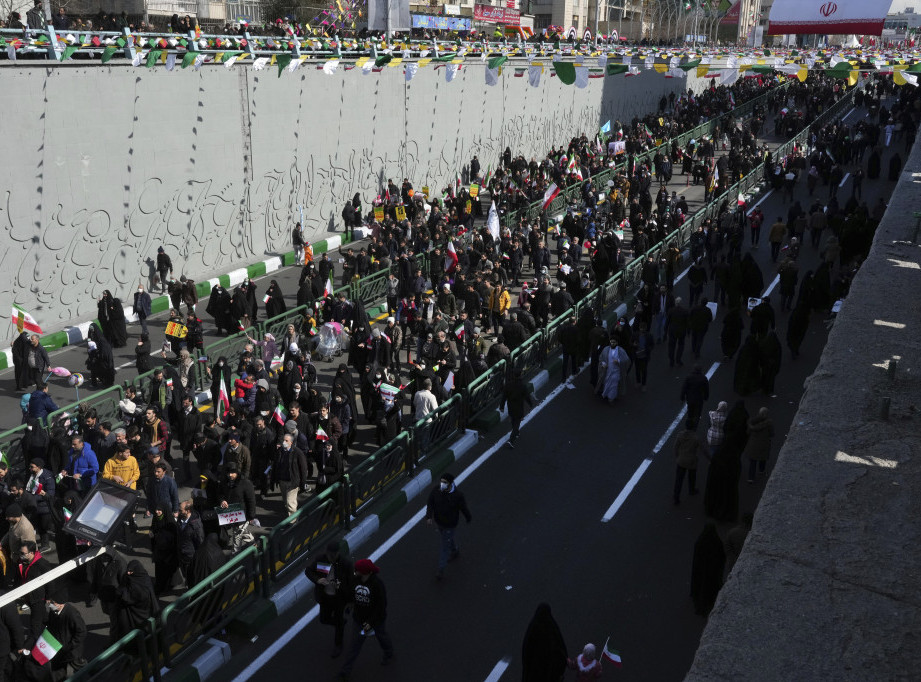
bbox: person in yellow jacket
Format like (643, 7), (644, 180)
(102, 443), (141, 490)
(487, 283), (511, 335)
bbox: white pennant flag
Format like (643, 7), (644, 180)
(902, 71), (919, 87)
(287, 56), (306, 73)
(322, 58), (340, 75)
(721, 68), (740, 86)
(252, 57), (270, 71)
(528, 63), (542, 87)
(487, 201), (500, 242)
(224, 54), (241, 69)
(405, 62), (418, 82)
(362, 60), (374, 75)
(193, 53), (206, 71)
(165, 53), (177, 71)
(575, 66), (589, 89)
(6, 46), (16, 61)
(485, 65), (500, 86)
(132, 51), (145, 67)
(445, 62), (460, 82)
(597, 54), (607, 69)
(644, 55), (654, 70)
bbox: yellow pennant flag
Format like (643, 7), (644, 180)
(697, 66), (709, 78)
(355, 56), (369, 67)
(388, 58), (403, 67)
(418, 58), (431, 68)
(797, 66), (808, 82)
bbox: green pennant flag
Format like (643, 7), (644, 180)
(487, 55), (508, 70)
(276, 53), (293, 77)
(679, 59), (701, 71)
(220, 51), (242, 63)
(101, 46), (118, 63)
(60, 45), (79, 61)
(179, 38), (188, 48)
(606, 63), (629, 75)
(181, 51), (200, 69)
(906, 62), (921, 73)
(433, 52), (457, 62)
(553, 61), (576, 85)
(375, 54), (393, 67)
(146, 50), (162, 68)
(763, 48), (772, 56)
(752, 65), (774, 74)
(826, 62), (851, 79)
(116, 37), (126, 48)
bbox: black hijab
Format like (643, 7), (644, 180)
(521, 602), (568, 682)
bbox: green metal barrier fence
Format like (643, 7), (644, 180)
(465, 359), (508, 421)
(75, 81), (854, 678)
(68, 619), (161, 682)
(0, 423), (32, 476)
(348, 431), (414, 516)
(266, 484), (346, 581)
(260, 305), (310, 345)
(413, 394), (464, 463)
(47, 384), (124, 430)
(201, 325), (258, 369)
(158, 539), (268, 667)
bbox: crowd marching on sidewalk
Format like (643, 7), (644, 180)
(0, 70), (916, 679)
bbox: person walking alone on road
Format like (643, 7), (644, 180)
(501, 368), (535, 449)
(425, 472), (472, 580)
(680, 364), (710, 429)
(156, 246), (173, 293)
(674, 422), (706, 505)
(337, 559), (394, 680)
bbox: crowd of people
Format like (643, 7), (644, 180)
(2, 70), (915, 679)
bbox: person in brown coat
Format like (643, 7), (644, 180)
(744, 407), (774, 483)
(674, 423), (707, 504)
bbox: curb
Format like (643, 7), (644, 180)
(176, 428), (479, 682)
(0, 234), (354, 371)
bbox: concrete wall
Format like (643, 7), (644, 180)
(686, 139), (921, 680)
(0, 61), (702, 333)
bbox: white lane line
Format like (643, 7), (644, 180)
(601, 361), (720, 523)
(602, 459), (653, 523)
(838, 172), (851, 188)
(232, 374), (578, 682)
(762, 274), (780, 298)
(115, 361), (134, 371)
(746, 189), (774, 216)
(652, 406), (690, 455)
(484, 656), (512, 682)
(842, 107), (856, 121)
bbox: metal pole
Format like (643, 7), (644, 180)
(0, 545), (109, 609)
(595, 0), (601, 36)
(386, 0), (392, 42)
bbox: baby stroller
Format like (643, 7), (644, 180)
(316, 322), (347, 361)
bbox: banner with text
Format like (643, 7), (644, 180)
(473, 3), (521, 25)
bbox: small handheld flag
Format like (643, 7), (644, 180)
(602, 638), (622, 667)
(272, 403), (288, 426)
(315, 426), (329, 441)
(31, 628), (63, 665)
(12, 303), (42, 334)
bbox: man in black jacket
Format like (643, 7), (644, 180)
(305, 541), (353, 658)
(17, 540), (53, 642)
(425, 472), (472, 580)
(26, 587), (86, 680)
(177, 501), (204, 584)
(680, 364), (710, 429)
(218, 463), (256, 554)
(665, 296), (690, 367)
(338, 559), (393, 679)
(271, 434), (309, 516)
(500, 369), (535, 449)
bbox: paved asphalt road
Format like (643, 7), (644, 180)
(221, 110), (903, 682)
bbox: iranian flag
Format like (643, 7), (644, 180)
(272, 403), (288, 426)
(315, 426), (329, 441)
(602, 638), (622, 667)
(323, 277), (335, 298)
(542, 183), (560, 210)
(218, 376), (231, 416)
(11, 303), (42, 334)
(31, 628), (63, 665)
(378, 383), (400, 400)
(454, 324), (465, 340)
(444, 241), (458, 274)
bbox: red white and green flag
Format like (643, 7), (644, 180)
(454, 324), (465, 340)
(31, 628), (63, 665)
(12, 303), (42, 334)
(315, 426), (329, 441)
(542, 183), (560, 210)
(323, 277), (335, 298)
(218, 376), (231, 416)
(483, 166), (492, 186)
(272, 403), (288, 426)
(602, 638), (622, 667)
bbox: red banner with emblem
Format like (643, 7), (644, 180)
(474, 3), (521, 25)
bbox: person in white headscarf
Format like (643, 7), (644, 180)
(567, 642), (603, 679)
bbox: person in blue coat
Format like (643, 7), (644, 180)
(61, 434), (100, 492)
(27, 383), (59, 422)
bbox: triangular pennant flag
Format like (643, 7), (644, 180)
(181, 51), (200, 69)
(606, 63), (628, 75)
(276, 53), (293, 76)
